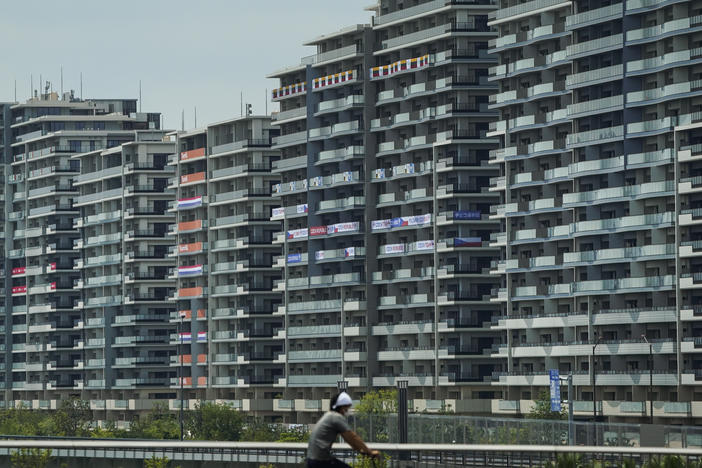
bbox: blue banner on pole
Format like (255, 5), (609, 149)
(549, 369), (561, 412)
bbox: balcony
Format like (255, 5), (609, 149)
(567, 126), (624, 147)
(627, 80), (702, 105)
(628, 47), (702, 74)
(288, 349), (342, 362)
(566, 3), (623, 29)
(489, 0), (567, 24)
(562, 181), (673, 206)
(381, 21), (490, 51)
(627, 17), (701, 43)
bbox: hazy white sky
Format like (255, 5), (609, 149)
(1, 0), (372, 129)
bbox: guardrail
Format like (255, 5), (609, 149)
(0, 440), (701, 467)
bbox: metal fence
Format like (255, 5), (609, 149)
(0, 440), (702, 468)
(348, 414), (702, 448)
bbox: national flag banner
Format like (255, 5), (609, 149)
(454, 237), (483, 247)
(271, 207), (285, 219)
(371, 219), (392, 231)
(272, 81), (306, 100)
(309, 176), (323, 187)
(415, 240), (435, 251)
(296, 203), (308, 214)
(344, 247), (355, 257)
(287, 228), (308, 240)
(310, 226), (327, 237)
(49, 262), (57, 271)
(50, 282), (57, 290)
(177, 196), (202, 209)
(12, 285), (26, 294)
(179, 332), (192, 343)
(453, 210), (482, 220)
(313, 70), (355, 89)
(178, 265), (203, 276)
(11, 267), (25, 275)
(371, 54), (433, 80)
(197, 331), (207, 342)
(384, 244), (405, 255)
(288, 253), (302, 264)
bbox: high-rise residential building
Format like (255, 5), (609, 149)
(270, 0), (502, 417)
(489, 0), (702, 420)
(73, 130), (176, 407)
(6, 92), (160, 406)
(170, 116), (281, 412)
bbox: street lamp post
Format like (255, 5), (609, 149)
(642, 335), (653, 424)
(592, 336), (602, 421)
(179, 313), (185, 441)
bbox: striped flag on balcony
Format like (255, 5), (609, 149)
(197, 332), (207, 342)
(178, 265), (203, 276)
(179, 332), (191, 343)
(177, 196), (202, 209)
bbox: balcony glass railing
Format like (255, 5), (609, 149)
(566, 3), (622, 28)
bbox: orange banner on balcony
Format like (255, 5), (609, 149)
(180, 171), (205, 184)
(180, 147), (205, 161)
(179, 377), (192, 386)
(177, 220), (202, 232)
(197, 376), (207, 386)
(196, 309), (206, 319)
(178, 287), (203, 298)
(197, 354), (207, 363)
(178, 309), (192, 319)
(179, 242), (203, 254)
(178, 354), (192, 364)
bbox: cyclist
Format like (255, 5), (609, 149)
(306, 391), (380, 467)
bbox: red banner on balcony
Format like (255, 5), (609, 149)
(180, 171), (206, 184)
(11, 267), (25, 276)
(49, 262), (57, 271)
(197, 354), (207, 363)
(310, 225), (327, 236)
(179, 242), (203, 254)
(180, 147), (205, 161)
(50, 282), (56, 290)
(12, 285), (26, 294)
(178, 287), (203, 298)
(197, 376), (207, 386)
(196, 309), (206, 319)
(177, 220), (203, 232)
(178, 354), (192, 364)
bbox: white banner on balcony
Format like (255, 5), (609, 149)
(384, 244), (405, 254)
(415, 240), (435, 251)
(287, 228), (308, 240)
(271, 207), (285, 219)
(296, 203), (308, 214)
(344, 247), (356, 257)
(372, 219), (392, 231)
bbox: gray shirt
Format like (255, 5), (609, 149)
(307, 411), (352, 460)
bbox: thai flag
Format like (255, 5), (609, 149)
(178, 197), (202, 209)
(178, 265), (203, 276)
(197, 332), (207, 342)
(179, 332), (191, 343)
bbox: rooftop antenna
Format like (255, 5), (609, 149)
(30, 74), (33, 99)
(61, 66), (63, 98)
(139, 80), (142, 112)
(39, 74), (42, 97)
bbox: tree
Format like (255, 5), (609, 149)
(527, 390), (567, 420)
(241, 418), (282, 442)
(52, 397), (91, 436)
(10, 448), (53, 468)
(143, 456), (179, 468)
(130, 403), (179, 440)
(277, 425), (309, 442)
(355, 389), (398, 415)
(185, 401), (244, 441)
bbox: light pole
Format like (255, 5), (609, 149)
(642, 335), (653, 424)
(179, 313), (185, 441)
(592, 336), (602, 421)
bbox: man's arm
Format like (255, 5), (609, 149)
(340, 431), (380, 458)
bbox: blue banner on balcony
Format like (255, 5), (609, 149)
(549, 369), (561, 412)
(288, 253), (302, 263)
(453, 210), (481, 220)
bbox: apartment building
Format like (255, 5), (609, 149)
(6, 92), (161, 406)
(73, 130), (176, 407)
(170, 117), (281, 411)
(269, 0), (502, 417)
(488, 0), (702, 421)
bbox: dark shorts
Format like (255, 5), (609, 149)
(306, 458), (352, 468)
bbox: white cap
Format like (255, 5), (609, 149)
(332, 391), (353, 409)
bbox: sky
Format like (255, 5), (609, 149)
(0, 0), (373, 129)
